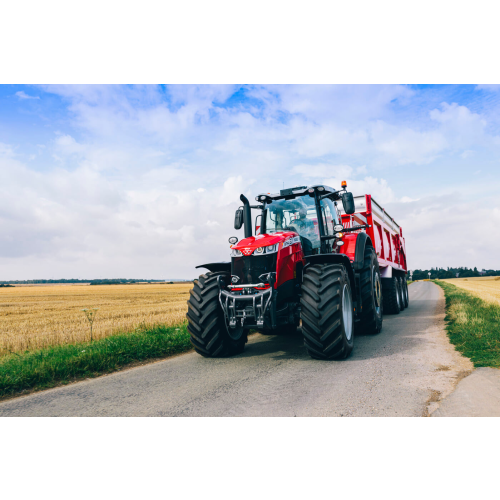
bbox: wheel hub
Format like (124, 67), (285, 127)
(373, 270), (381, 309)
(342, 283), (353, 341)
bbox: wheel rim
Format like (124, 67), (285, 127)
(395, 280), (400, 308)
(342, 283), (353, 341)
(373, 268), (381, 315)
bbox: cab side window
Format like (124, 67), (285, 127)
(320, 198), (338, 235)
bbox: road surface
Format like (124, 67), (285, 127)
(0, 281), (472, 417)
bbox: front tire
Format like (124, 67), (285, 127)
(300, 263), (354, 360)
(357, 247), (383, 334)
(187, 272), (248, 357)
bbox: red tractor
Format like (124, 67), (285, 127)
(187, 183), (408, 360)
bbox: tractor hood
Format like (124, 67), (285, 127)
(232, 231), (297, 255)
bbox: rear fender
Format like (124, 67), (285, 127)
(340, 232), (373, 271)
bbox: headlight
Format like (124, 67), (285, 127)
(252, 244), (279, 255)
(231, 248), (243, 257)
(265, 244), (279, 254)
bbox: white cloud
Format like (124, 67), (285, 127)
(326, 176), (396, 204)
(0, 143), (15, 157)
(54, 134), (85, 155)
(386, 193), (500, 270)
(15, 91), (39, 100)
(291, 163), (353, 179)
(291, 162), (395, 203)
(370, 121), (447, 165)
(430, 102), (487, 148)
(476, 84), (500, 91)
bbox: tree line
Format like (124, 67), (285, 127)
(410, 267), (500, 280)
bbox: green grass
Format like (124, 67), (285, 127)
(435, 281), (500, 368)
(0, 323), (191, 399)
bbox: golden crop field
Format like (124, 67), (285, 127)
(442, 276), (500, 306)
(0, 283), (192, 356)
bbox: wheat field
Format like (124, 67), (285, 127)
(0, 283), (192, 356)
(442, 276), (500, 306)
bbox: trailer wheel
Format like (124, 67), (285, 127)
(300, 263), (354, 360)
(382, 277), (401, 315)
(398, 277), (407, 309)
(402, 278), (409, 308)
(187, 272), (248, 357)
(357, 247), (383, 334)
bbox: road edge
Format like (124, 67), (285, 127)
(423, 282), (474, 417)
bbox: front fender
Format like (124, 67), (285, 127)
(195, 262), (231, 274)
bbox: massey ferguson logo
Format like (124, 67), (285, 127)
(241, 248), (254, 256)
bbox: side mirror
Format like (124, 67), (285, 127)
(234, 208), (243, 229)
(342, 192), (355, 215)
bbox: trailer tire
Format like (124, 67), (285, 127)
(402, 278), (409, 308)
(187, 272), (248, 357)
(382, 277), (401, 315)
(300, 263), (354, 360)
(398, 277), (406, 309)
(357, 247), (383, 334)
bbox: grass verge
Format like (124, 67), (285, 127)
(434, 280), (500, 368)
(0, 323), (191, 399)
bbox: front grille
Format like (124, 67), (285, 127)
(231, 254), (277, 284)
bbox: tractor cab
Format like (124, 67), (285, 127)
(251, 185), (349, 256)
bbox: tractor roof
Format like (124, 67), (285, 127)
(255, 185), (337, 202)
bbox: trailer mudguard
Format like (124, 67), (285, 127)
(352, 232), (373, 271)
(195, 262), (231, 273)
(304, 254), (357, 302)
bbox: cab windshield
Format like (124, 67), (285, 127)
(265, 196), (320, 254)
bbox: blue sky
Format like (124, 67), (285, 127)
(1, 84), (500, 279)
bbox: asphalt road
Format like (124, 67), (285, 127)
(0, 281), (472, 417)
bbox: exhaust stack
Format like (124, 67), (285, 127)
(240, 194), (252, 239)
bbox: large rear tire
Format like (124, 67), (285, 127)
(382, 277), (401, 315)
(187, 272), (248, 357)
(357, 247), (383, 334)
(300, 263), (354, 360)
